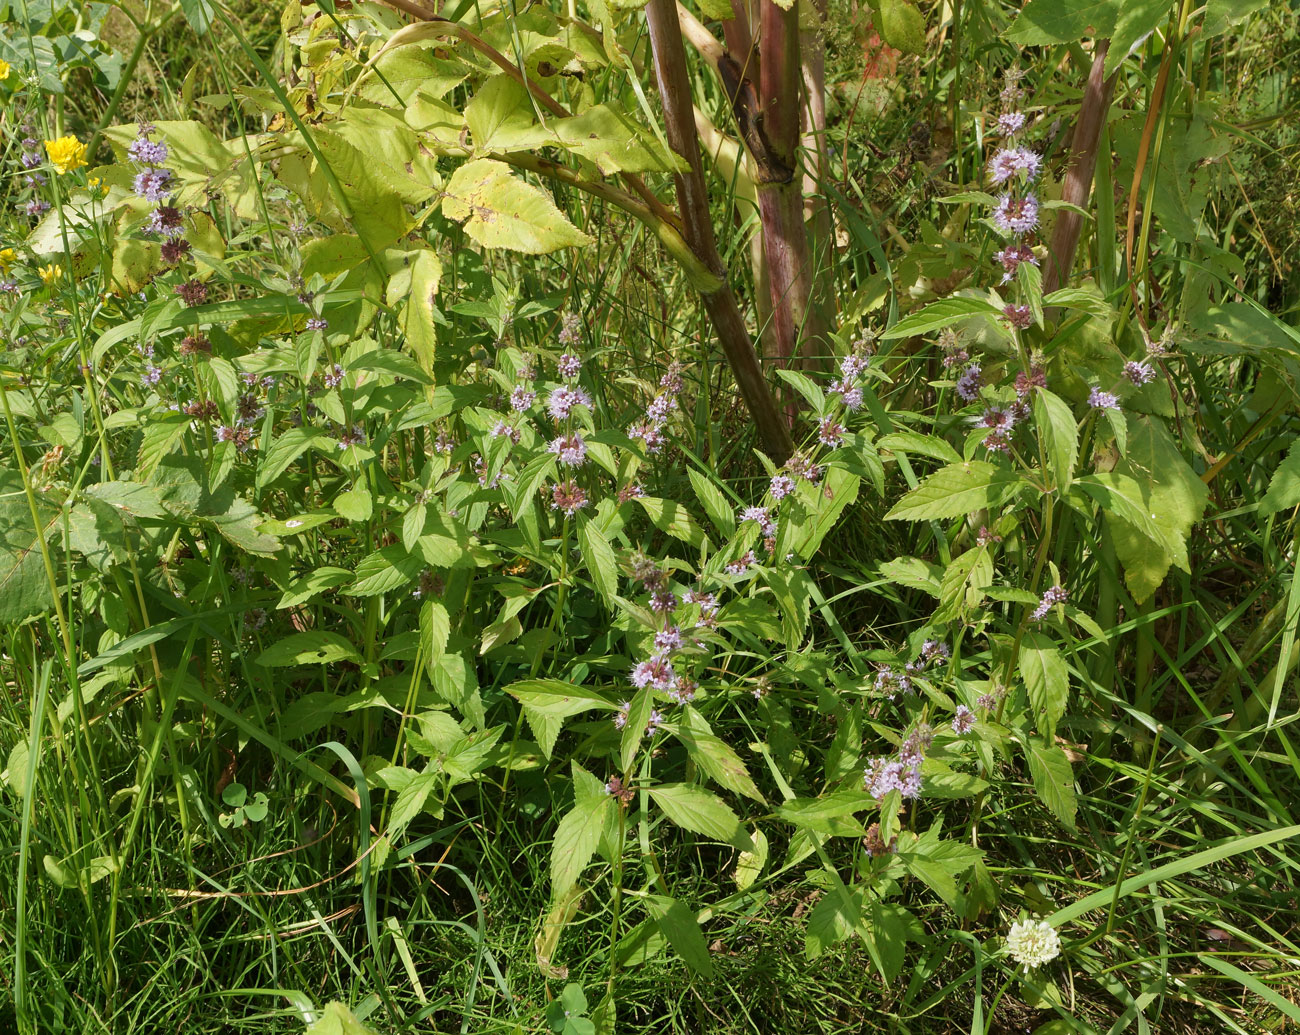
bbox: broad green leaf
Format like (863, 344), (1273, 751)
(441, 159), (593, 254)
(687, 468), (736, 537)
(257, 427), (333, 487)
(334, 486), (374, 522)
(620, 687), (655, 771)
(577, 519), (619, 605)
(879, 296), (1001, 339)
(1105, 0), (1174, 77)
(634, 496), (708, 548)
(1006, 0), (1120, 45)
(675, 706), (765, 802)
(734, 827), (768, 889)
(775, 791), (876, 838)
(643, 895), (714, 977)
(255, 631), (363, 667)
(506, 679), (614, 759)
(0, 470), (60, 623)
(1024, 738), (1077, 830)
(650, 783), (752, 851)
(420, 599), (450, 661)
(877, 0), (926, 54)
(1261, 439), (1300, 516)
(805, 884), (861, 958)
(877, 431), (961, 465)
(277, 566), (352, 608)
(552, 791), (610, 897)
(1034, 390), (1078, 491)
(1019, 631), (1069, 737)
(934, 545), (993, 624)
(885, 461), (1017, 521)
(305, 1001), (380, 1035)
(349, 545), (423, 596)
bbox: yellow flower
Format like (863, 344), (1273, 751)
(44, 135), (87, 175)
(0, 248), (14, 273)
(0, 59), (10, 80)
(38, 264), (63, 285)
(87, 177), (106, 196)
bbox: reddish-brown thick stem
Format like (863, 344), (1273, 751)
(1044, 40), (1117, 294)
(755, 0), (822, 367)
(645, 0), (793, 461)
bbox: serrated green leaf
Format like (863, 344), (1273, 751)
(1034, 390), (1078, 491)
(643, 895), (714, 977)
(255, 631), (363, 667)
(552, 791), (610, 897)
(1006, 0), (1120, 45)
(1019, 631), (1069, 737)
(687, 468), (736, 537)
(885, 461), (1017, 521)
(650, 783), (752, 851)
(880, 296), (1001, 339)
(578, 519), (618, 605)
(675, 706), (765, 802)
(1024, 738), (1077, 830)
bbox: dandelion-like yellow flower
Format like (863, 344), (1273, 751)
(38, 264), (63, 285)
(86, 177), (106, 196)
(0, 248), (15, 273)
(44, 135), (87, 175)
(0, 59), (11, 81)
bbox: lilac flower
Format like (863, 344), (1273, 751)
(646, 709), (665, 736)
(492, 420), (521, 444)
(725, 550), (757, 576)
(951, 706), (976, 734)
(128, 135), (169, 167)
(558, 311), (582, 346)
(475, 455), (503, 489)
(840, 353), (870, 380)
(740, 506), (778, 538)
(971, 405), (1017, 433)
(829, 379), (864, 410)
(787, 452), (822, 483)
(988, 149), (1022, 185)
(141, 365), (164, 387)
(650, 588), (678, 613)
(654, 626), (683, 652)
(993, 193), (1039, 235)
(215, 424), (253, 451)
(175, 279), (207, 307)
(25, 199), (50, 217)
(818, 417), (845, 447)
(631, 655), (676, 690)
(956, 363), (983, 402)
(548, 432), (587, 466)
(549, 479), (588, 515)
(684, 589), (717, 615)
(628, 422), (666, 453)
(645, 393), (676, 424)
(1013, 148), (1042, 180)
(659, 362), (685, 393)
(1003, 304), (1033, 329)
(510, 386), (536, 411)
(995, 243), (1039, 283)
(337, 424), (366, 450)
(1088, 387), (1120, 410)
(976, 692), (998, 711)
(133, 168), (173, 202)
(864, 757), (923, 800)
(558, 353), (581, 380)
(874, 666), (913, 697)
(899, 724), (934, 764)
(668, 677), (697, 704)
(769, 474), (796, 500)
(1031, 584), (1068, 622)
(324, 364), (345, 389)
(547, 385), (591, 420)
(1124, 360), (1156, 385)
(145, 205), (185, 237)
(434, 430), (456, 454)
(613, 701), (630, 730)
(1015, 367), (1046, 397)
(306, 317), (328, 331)
(998, 111), (1027, 135)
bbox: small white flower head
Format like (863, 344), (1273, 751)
(1005, 918), (1061, 969)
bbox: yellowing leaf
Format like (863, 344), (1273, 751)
(441, 159), (593, 254)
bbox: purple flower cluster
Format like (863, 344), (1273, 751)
(1088, 387), (1119, 410)
(739, 505), (777, 538)
(1124, 360), (1156, 385)
(628, 363), (684, 454)
(1031, 584), (1068, 622)
(951, 705), (976, 734)
(829, 348), (871, 412)
(864, 756), (923, 800)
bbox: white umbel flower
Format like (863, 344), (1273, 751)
(1006, 919), (1061, 968)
